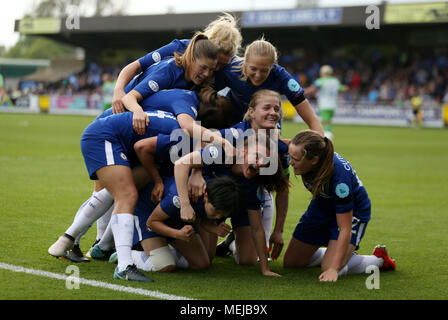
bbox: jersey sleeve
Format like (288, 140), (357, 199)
(169, 92), (199, 118)
(332, 171), (355, 214)
(138, 39), (189, 70)
(276, 64), (306, 106)
(131, 62), (176, 99)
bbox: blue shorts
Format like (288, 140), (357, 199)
(292, 215), (368, 250)
(80, 121), (131, 180)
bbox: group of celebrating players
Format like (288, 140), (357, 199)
(48, 13), (395, 283)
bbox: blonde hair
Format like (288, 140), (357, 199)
(243, 89), (281, 122)
(320, 65), (333, 77)
(203, 13), (242, 57)
(238, 37), (278, 81)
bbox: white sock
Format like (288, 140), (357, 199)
(169, 245), (189, 269)
(229, 240), (239, 264)
(110, 213), (134, 272)
(65, 189), (114, 239)
(131, 250), (153, 271)
(72, 198), (90, 245)
(261, 190), (274, 248)
(307, 248), (326, 267)
(345, 254), (384, 275)
(97, 219), (114, 250)
(96, 204), (113, 240)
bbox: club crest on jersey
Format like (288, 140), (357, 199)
(148, 80), (159, 92)
(173, 196), (181, 208)
(208, 146), (219, 159)
(152, 52), (161, 63)
(335, 183), (350, 198)
(287, 79), (301, 92)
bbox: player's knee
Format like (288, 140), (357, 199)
(150, 246), (176, 272)
(190, 258), (210, 270)
(237, 253), (257, 266)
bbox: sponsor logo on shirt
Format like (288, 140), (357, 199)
(287, 79), (301, 92)
(335, 183), (350, 198)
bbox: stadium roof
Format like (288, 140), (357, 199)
(0, 58), (50, 78)
(12, 3), (448, 61)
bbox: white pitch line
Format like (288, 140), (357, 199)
(0, 262), (194, 300)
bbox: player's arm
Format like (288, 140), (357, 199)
(134, 137), (164, 203)
(199, 218), (231, 237)
(294, 99), (324, 136)
(269, 185), (289, 260)
(147, 204), (194, 242)
(319, 210), (353, 282)
(121, 90), (149, 136)
(174, 151), (204, 222)
(113, 60), (142, 114)
(248, 209), (281, 277)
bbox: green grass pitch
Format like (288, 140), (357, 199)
(0, 112), (447, 300)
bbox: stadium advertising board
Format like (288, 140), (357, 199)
(385, 2), (448, 24)
(242, 8), (342, 27)
(18, 18), (62, 34)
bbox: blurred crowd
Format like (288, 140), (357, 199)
(3, 47), (448, 109)
(280, 46), (448, 108)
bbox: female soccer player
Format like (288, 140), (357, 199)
(127, 175), (243, 272)
(121, 32), (219, 135)
(48, 109), (186, 282)
(173, 131), (289, 277)
(283, 130), (396, 282)
(214, 37), (323, 135)
(112, 13), (242, 114)
(189, 90), (290, 260)
(53, 87), (233, 262)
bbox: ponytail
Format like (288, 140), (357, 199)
(291, 130), (334, 198)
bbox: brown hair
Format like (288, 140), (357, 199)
(291, 130), (334, 198)
(197, 87), (234, 129)
(243, 133), (290, 193)
(174, 32), (219, 76)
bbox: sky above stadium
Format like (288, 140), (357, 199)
(0, 0), (436, 50)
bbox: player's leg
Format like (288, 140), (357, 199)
(140, 237), (176, 272)
(96, 165), (152, 282)
(283, 237), (321, 268)
(172, 234), (210, 270)
(233, 226), (258, 265)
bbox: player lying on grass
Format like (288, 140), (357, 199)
(283, 130), (396, 282)
(109, 175), (243, 272)
(172, 131), (289, 277)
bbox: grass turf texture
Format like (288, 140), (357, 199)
(0, 113), (447, 300)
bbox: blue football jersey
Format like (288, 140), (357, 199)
(125, 58), (196, 99)
(214, 56), (305, 123)
(302, 152), (371, 223)
(138, 39), (190, 71)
